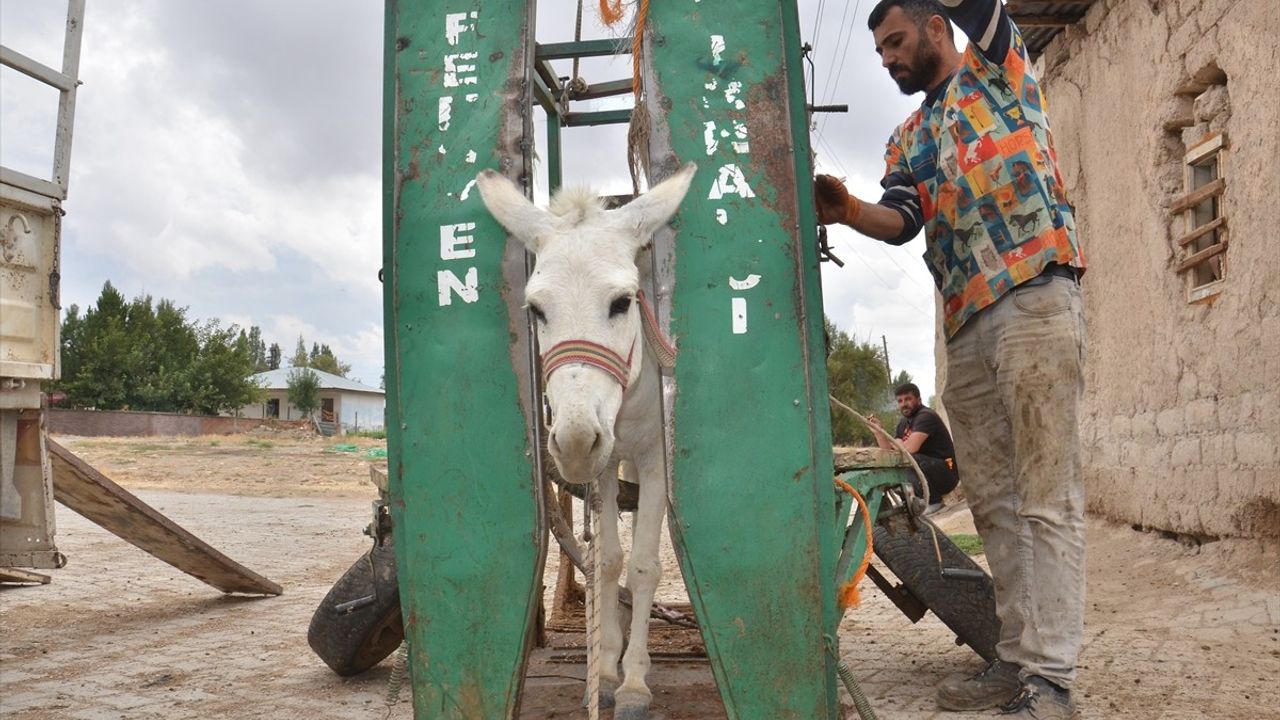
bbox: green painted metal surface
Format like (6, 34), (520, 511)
(383, 2), (545, 718)
(643, 1), (840, 716)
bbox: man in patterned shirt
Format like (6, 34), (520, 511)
(815, 1), (1086, 717)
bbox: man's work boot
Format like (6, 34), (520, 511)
(936, 659), (1021, 710)
(999, 675), (1075, 719)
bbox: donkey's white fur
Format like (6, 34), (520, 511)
(476, 164), (696, 719)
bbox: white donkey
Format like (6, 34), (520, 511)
(476, 163), (696, 720)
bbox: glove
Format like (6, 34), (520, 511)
(814, 174), (863, 226)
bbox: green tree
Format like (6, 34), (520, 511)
(59, 281), (132, 409)
(184, 321), (264, 415)
(825, 318), (908, 446)
(267, 342), (282, 370)
(290, 336), (309, 367)
(308, 343), (351, 377)
(56, 282), (261, 415)
(287, 367), (321, 419)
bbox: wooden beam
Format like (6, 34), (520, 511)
(48, 439), (282, 595)
(1177, 216), (1226, 247)
(1170, 178), (1225, 214)
(1010, 15), (1082, 27)
(1176, 238), (1228, 273)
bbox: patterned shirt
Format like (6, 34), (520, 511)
(877, 0), (1086, 338)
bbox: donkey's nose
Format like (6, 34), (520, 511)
(551, 426), (602, 460)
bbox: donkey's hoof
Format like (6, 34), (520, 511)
(600, 677), (620, 708)
(583, 677), (620, 709)
(613, 689), (652, 720)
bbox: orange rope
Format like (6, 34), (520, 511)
(598, 0), (626, 25)
(835, 478), (874, 610)
(631, 0), (650, 98)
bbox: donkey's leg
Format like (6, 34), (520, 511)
(615, 456), (665, 720)
(595, 465), (625, 705)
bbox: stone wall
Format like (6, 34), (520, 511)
(1035, 0), (1279, 537)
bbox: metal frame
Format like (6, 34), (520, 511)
(0, 0), (86, 200)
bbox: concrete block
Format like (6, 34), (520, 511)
(1120, 440), (1144, 466)
(1181, 122), (1210, 148)
(1133, 411), (1158, 439)
(1202, 433), (1237, 466)
(1194, 84), (1231, 122)
(1171, 437), (1202, 467)
(1110, 414), (1132, 437)
(1185, 397), (1218, 432)
(1157, 407), (1184, 436)
(1236, 433), (1278, 467)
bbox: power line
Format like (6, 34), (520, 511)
(820, 0), (864, 137)
(815, 0), (856, 115)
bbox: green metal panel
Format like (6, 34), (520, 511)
(383, 2), (545, 718)
(642, 1), (839, 716)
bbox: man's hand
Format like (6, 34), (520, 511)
(814, 174), (863, 226)
(867, 414), (895, 452)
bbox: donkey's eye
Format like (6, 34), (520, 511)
(528, 303), (547, 323)
(608, 295), (632, 318)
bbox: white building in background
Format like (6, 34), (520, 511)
(239, 368), (385, 434)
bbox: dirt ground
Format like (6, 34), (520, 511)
(1, 433), (1277, 719)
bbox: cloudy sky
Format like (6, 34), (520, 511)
(1, 0), (941, 400)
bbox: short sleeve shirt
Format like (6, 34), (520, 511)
(894, 407), (956, 462)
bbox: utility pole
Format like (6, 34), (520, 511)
(881, 334), (893, 382)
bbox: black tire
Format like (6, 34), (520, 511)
(872, 513), (1000, 661)
(308, 540), (404, 676)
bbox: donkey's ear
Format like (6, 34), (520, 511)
(475, 169), (551, 252)
(612, 162), (697, 246)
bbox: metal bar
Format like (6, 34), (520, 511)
(1175, 238), (1228, 273)
(0, 46), (75, 91)
(384, 1), (545, 717)
(1170, 177), (1225, 214)
(546, 109), (563, 194)
(535, 38), (632, 61)
(573, 78), (633, 101)
(643, 0), (840, 715)
(52, 0), (87, 194)
(532, 70), (562, 117)
(1176, 216), (1225, 247)
(0, 168), (63, 201)
(535, 58), (561, 95)
(561, 109), (632, 127)
(47, 439), (282, 595)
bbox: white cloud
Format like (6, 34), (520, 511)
(4, 0), (944, 406)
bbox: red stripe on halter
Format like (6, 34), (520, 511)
(542, 339), (633, 388)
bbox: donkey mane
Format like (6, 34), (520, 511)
(547, 186), (606, 227)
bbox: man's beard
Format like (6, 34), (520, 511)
(889, 40), (942, 95)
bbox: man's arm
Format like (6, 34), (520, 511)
(939, 0), (1013, 62)
(899, 429), (928, 454)
(867, 415), (897, 451)
(814, 129), (923, 244)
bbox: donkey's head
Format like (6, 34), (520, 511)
(476, 163), (695, 483)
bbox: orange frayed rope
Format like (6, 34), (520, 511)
(834, 478), (874, 610)
(598, 0), (626, 25)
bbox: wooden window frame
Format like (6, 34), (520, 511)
(1173, 132), (1228, 303)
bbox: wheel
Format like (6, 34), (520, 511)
(872, 512), (1000, 661)
(307, 539), (404, 676)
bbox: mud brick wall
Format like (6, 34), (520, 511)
(48, 409), (307, 437)
(1031, 0), (1280, 538)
